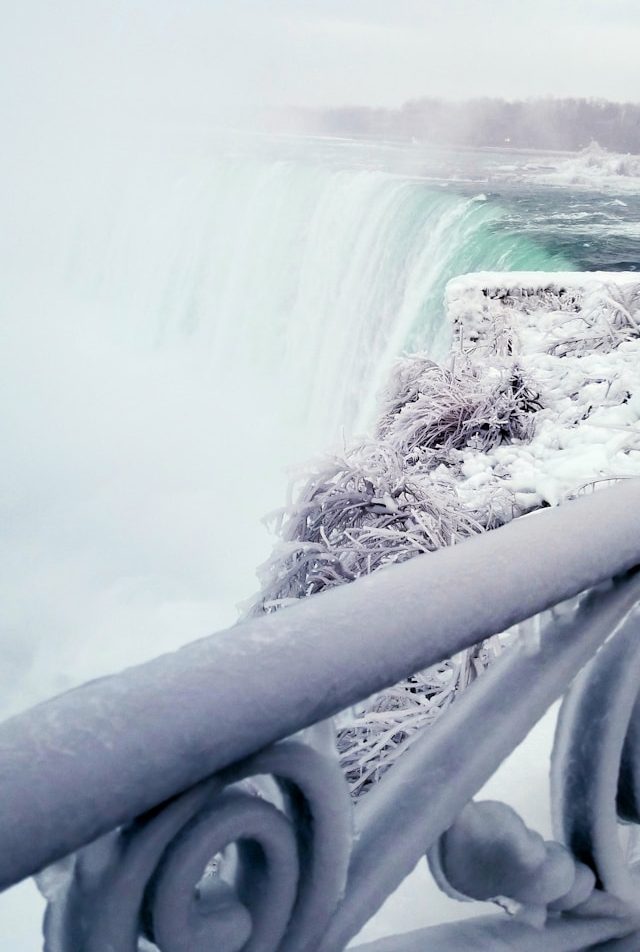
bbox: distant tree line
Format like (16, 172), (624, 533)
(282, 98), (640, 154)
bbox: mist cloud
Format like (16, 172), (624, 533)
(1, 0), (638, 136)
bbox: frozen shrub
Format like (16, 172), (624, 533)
(248, 431), (507, 797)
(251, 441), (486, 614)
(378, 358), (541, 458)
(549, 283), (640, 356)
(246, 347), (543, 796)
(337, 641), (499, 796)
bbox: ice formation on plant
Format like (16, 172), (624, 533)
(249, 271), (640, 798)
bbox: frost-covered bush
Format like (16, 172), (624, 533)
(377, 357), (541, 458)
(336, 641), (499, 796)
(251, 441), (487, 615)
(250, 273), (640, 797)
(247, 350), (536, 796)
(247, 435), (506, 797)
(550, 283), (640, 357)
(244, 271), (639, 797)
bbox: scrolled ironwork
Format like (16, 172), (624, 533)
(1, 484), (640, 948)
(40, 735), (352, 952)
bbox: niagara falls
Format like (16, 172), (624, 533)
(2, 2), (640, 950)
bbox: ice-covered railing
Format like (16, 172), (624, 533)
(2, 481), (640, 950)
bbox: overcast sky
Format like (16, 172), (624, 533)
(2, 1), (640, 130)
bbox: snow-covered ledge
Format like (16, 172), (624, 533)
(444, 271), (640, 511)
(446, 270), (640, 322)
(3, 274), (640, 951)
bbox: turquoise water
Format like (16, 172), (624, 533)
(32, 138), (578, 441)
(498, 189), (640, 272)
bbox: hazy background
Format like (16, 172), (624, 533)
(2, 0), (639, 132)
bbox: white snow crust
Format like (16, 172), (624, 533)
(445, 271), (640, 511)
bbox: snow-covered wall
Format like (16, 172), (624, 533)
(443, 271), (640, 509)
(446, 270), (640, 341)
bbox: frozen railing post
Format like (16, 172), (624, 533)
(1, 482), (640, 949)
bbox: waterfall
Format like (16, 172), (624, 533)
(0, 139), (569, 719)
(12, 145), (569, 444)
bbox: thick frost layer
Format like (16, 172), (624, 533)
(445, 271), (640, 510)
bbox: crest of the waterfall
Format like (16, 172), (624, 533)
(19, 142), (568, 452)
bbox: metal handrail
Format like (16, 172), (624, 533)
(3, 480), (640, 950)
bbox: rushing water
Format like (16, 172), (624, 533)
(7, 140), (576, 437)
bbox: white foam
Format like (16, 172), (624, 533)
(525, 142), (640, 192)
